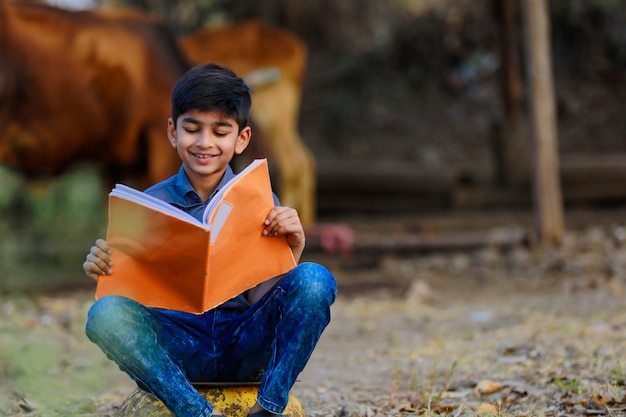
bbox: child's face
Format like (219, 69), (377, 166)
(167, 109), (250, 186)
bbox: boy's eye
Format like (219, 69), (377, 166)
(214, 131), (229, 137)
(183, 126), (199, 133)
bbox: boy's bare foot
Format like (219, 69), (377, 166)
(248, 411), (285, 417)
(248, 403), (264, 414)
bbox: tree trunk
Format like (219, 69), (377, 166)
(522, 0), (564, 246)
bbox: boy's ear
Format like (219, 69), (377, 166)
(167, 118), (177, 147)
(234, 126), (252, 155)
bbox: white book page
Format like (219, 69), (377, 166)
(202, 159), (264, 224)
(209, 201), (233, 245)
(110, 184), (204, 227)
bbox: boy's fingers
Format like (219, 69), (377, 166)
(83, 239), (112, 281)
(82, 262), (98, 280)
(95, 239), (111, 253)
(84, 253), (112, 275)
(87, 253), (105, 271)
(264, 207), (303, 238)
(268, 208), (298, 227)
(94, 239), (112, 255)
(90, 245), (113, 264)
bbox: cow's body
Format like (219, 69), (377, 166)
(0, 3), (329, 242)
(0, 1), (186, 188)
(179, 20), (317, 226)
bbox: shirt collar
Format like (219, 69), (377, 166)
(174, 164), (237, 206)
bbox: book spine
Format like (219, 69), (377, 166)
(202, 236), (212, 312)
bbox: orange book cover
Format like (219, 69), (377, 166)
(95, 159), (297, 314)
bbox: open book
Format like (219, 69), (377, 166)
(95, 159), (297, 314)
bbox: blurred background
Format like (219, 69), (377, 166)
(2, 0), (626, 293)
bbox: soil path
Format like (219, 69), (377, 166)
(2, 223), (626, 416)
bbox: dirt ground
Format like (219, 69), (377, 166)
(297, 291), (626, 417)
(2, 219), (626, 417)
(294, 220), (626, 417)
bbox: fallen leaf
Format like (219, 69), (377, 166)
(430, 403), (462, 414)
(440, 389), (473, 399)
(475, 379), (503, 398)
(395, 402), (415, 412)
(476, 402), (498, 415)
(592, 391), (608, 408)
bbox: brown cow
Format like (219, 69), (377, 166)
(178, 20), (317, 227)
(0, 3), (353, 255)
(0, 5), (315, 224)
(0, 1), (185, 189)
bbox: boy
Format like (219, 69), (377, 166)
(82, 63), (337, 417)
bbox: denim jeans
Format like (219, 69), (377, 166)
(85, 262), (337, 417)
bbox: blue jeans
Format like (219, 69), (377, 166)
(85, 262), (336, 417)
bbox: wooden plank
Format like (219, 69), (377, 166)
(306, 228), (529, 255)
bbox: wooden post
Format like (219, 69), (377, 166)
(500, 0), (524, 122)
(492, 0), (531, 188)
(521, 0), (564, 245)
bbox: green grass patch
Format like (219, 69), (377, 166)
(0, 166), (108, 293)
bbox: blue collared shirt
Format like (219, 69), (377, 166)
(144, 164), (280, 311)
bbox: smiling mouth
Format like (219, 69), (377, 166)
(191, 152), (216, 159)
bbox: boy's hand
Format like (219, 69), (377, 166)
(263, 206), (305, 262)
(83, 239), (113, 282)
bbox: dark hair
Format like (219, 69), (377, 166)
(171, 63), (253, 132)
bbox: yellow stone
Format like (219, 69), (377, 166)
(115, 385), (306, 417)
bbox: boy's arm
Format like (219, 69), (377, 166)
(83, 239), (114, 282)
(263, 206), (305, 262)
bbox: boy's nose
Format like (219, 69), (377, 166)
(196, 131), (214, 148)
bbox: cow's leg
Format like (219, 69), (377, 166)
(251, 81), (316, 226)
